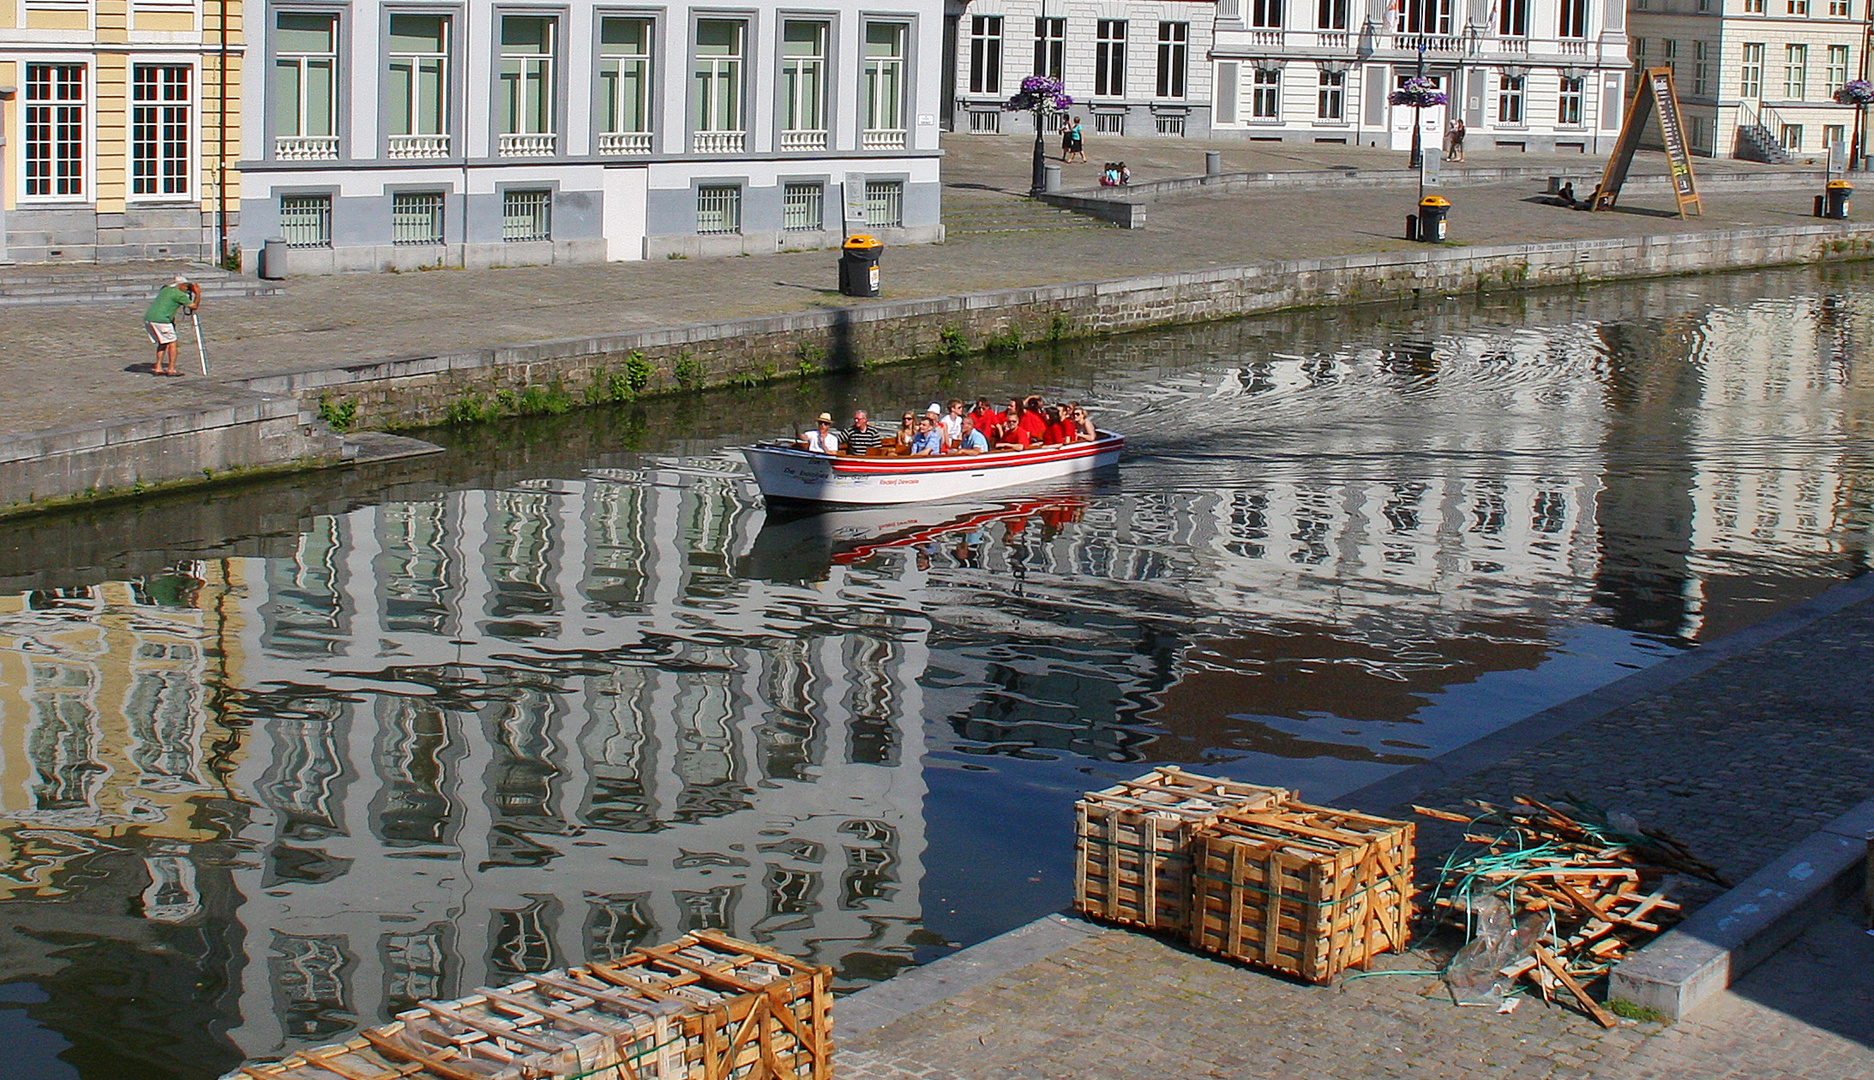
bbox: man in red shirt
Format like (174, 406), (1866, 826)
(994, 399), (1032, 450)
(1019, 396), (1048, 442)
(970, 396), (1003, 437)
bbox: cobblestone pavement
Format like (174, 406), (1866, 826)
(0, 135), (1829, 436)
(838, 586), (1874, 1079)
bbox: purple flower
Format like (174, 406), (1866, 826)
(1838, 79), (1874, 105)
(1005, 74), (1074, 113)
(1388, 76), (1448, 108)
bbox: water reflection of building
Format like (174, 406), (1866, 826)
(220, 473), (933, 1059)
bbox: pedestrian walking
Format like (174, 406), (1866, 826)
(143, 275), (201, 377)
(1065, 116), (1087, 163)
(1445, 118), (1466, 162)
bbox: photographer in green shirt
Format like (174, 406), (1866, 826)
(143, 275), (201, 377)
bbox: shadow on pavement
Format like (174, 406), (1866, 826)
(1717, 893), (1874, 1053)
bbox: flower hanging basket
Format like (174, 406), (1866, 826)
(1005, 75), (1075, 114)
(1389, 77), (1449, 109)
(1837, 79), (1874, 105)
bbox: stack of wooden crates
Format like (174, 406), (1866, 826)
(1075, 766), (1415, 984)
(230, 930), (832, 1080)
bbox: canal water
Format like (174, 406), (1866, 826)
(2, 265), (1872, 1079)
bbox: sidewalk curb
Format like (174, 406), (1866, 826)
(1607, 795), (1874, 1019)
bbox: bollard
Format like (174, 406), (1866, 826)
(1206, 150), (1223, 177)
(1044, 163), (1062, 193)
(259, 237), (289, 280)
(1404, 214), (1419, 241)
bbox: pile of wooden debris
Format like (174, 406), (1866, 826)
(1414, 795), (1727, 1025)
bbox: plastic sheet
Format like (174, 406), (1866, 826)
(1442, 893), (1545, 1007)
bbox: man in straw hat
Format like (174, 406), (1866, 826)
(800, 412), (842, 455)
(143, 274), (202, 377)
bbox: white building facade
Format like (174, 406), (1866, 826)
(1628, 0), (1864, 161)
(946, 0), (1217, 137)
(1208, 0), (1632, 152)
(236, 0), (945, 272)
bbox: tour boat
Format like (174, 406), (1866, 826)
(741, 431), (1123, 506)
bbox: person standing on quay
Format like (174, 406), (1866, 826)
(1065, 116), (1087, 163)
(1445, 118), (1466, 162)
(143, 275), (201, 377)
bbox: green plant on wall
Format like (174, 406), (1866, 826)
(317, 395), (359, 433)
(673, 352), (706, 390)
(936, 326), (969, 360)
(624, 351), (654, 392)
(446, 394), (495, 424)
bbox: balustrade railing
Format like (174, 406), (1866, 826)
(387, 134), (450, 159)
(781, 130), (828, 151)
(274, 135), (340, 160)
(598, 131), (654, 155)
(862, 129), (907, 150)
(498, 132), (558, 157)
(693, 131), (746, 153)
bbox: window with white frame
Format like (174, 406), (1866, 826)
(388, 15), (449, 156)
(1786, 0), (1808, 13)
(498, 16), (556, 152)
(1785, 44), (1807, 99)
(1400, 0), (1451, 35)
(970, 16), (1002, 95)
(1095, 20), (1126, 96)
(864, 23), (907, 146)
(782, 21), (828, 148)
(1558, 76), (1583, 125)
(693, 19), (746, 151)
(392, 191), (445, 244)
(1780, 122), (1802, 150)
(131, 64), (190, 198)
(1827, 45), (1849, 98)
(696, 184), (741, 234)
(1662, 39), (1677, 77)
(1691, 115), (1712, 152)
(1497, 74), (1524, 123)
(273, 13), (338, 159)
(1829, 0), (1850, 14)
(1740, 43), (1763, 98)
(1632, 37), (1646, 73)
(1251, 68), (1279, 118)
(279, 193), (332, 247)
(1317, 69), (1344, 119)
(1317, 0), (1348, 30)
(503, 189), (551, 241)
(1250, 0), (1283, 29)
(1694, 41), (1709, 96)
(1744, 0), (1763, 12)
(1557, 0), (1587, 39)
(1498, 0), (1526, 35)
(783, 182), (823, 230)
(1156, 23), (1187, 98)
(1697, 0), (1710, 10)
(25, 64), (86, 199)
(865, 180), (903, 228)
(599, 17), (653, 152)
(1825, 123), (1847, 149)
(1033, 18), (1064, 79)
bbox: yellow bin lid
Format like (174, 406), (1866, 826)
(1420, 196), (1452, 208)
(844, 234), (883, 249)
(1828, 180), (1853, 190)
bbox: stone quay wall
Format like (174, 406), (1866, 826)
(4, 220), (1873, 517)
(243, 222), (1874, 434)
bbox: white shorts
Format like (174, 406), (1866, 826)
(147, 321), (178, 346)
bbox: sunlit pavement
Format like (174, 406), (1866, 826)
(839, 582), (1874, 1080)
(0, 134), (1835, 439)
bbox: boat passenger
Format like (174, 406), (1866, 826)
(956, 416), (990, 455)
(895, 411), (918, 452)
(801, 413), (841, 455)
(1043, 406), (1068, 445)
(844, 410), (882, 455)
(971, 397), (1004, 436)
(1073, 405), (1097, 442)
(940, 399), (966, 447)
(1019, 396), (1048, 442)
(910, 415), (944, 455)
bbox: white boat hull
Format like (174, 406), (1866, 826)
(742, 433), (1123, 505)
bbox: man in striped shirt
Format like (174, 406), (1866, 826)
(843, 410), (883, 455)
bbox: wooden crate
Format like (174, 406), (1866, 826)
(1074, 766), (1289, 933)
(230, 931), (832, 1080)
(1189, 801), (1415, 984)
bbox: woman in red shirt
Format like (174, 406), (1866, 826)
(1019, 396), (1048, 442)
(1043, 406), (1068, 445)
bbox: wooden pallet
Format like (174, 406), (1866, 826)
(1189, 801), (1415, 984)
(231, 931), (832, 1080)
(1073, 767), (1289, 933)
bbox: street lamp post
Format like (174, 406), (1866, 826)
(1409, 37), (1428, 169)
(1004, 75), (1074, 196)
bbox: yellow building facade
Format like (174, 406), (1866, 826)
(1, 0), (240, 263)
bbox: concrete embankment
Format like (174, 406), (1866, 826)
(5, 220), (1874, 516)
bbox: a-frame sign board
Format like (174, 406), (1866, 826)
(1590, 67), (1702, 218)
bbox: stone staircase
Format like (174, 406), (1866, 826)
(944, 184), (1110, 236)
(1735, 122), (1792, 165)
(0, 261), (281, 307)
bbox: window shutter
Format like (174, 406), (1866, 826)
(1216, 61), (1239, 124)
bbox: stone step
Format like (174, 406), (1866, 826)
(0, 271), (281, 306)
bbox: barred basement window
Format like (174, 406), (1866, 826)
(697, 184), (742, 234)
(392, 191), (445, 244)
(1154, 115), (1184, 135)
(1095, 113), (1124, 134)
(280, 194), (333, 247)
(503, 189), (551, 241)
(968, 110), (1001, 133)
(865, 180), (903, 228)
(783, 182), (823, 230)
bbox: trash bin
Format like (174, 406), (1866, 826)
(839, 234), (883, 297)
(1417, 196), (1451, 243)
(260, 237), (289, 280)
(1825, 179), (1853, 220)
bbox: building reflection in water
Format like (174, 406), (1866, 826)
(0, 277), (1869, 1077)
